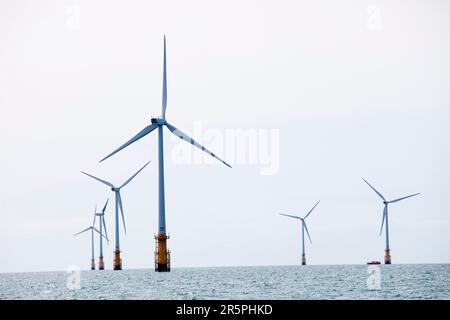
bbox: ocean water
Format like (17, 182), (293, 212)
(0, 264), (449, 300)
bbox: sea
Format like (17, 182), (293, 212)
(0, 264), (449, 300)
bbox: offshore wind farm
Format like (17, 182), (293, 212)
(69, 37), (426, 272)
(1, 0), (450, 301)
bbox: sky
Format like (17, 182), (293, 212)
(0, 0), (449, 273)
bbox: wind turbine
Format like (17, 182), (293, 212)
(74, 211), (107, 270)
(95, 199), (109, 270)
(81, 161), (151, 270)
(279, 201), (320, 265)
(98, 36), (231, 272)
(362, 178), (420, 264)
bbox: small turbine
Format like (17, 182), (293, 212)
(74, 211), (108, 270)
(279, 200), (320, 265)
(95, 198), (109, 270)
(81, 161), (151, 270)
(363, 178), (420, 264)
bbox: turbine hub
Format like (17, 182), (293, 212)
(151, 117), (166, 125)
(112, 187), (119, 192)
(383, 201), (388, 205)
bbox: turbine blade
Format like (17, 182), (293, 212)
(165, 122), (231, 168)
(120, 161), (151, 189)
(118, 192), (127, 235)
(304, 200), (320, 219)
(102, 198), (109, 214)
(380, 205), (387, 236)
(93, 227), (108, 241)
(304, 222), (312, 244)
(162, 35), (167, 119)
(279, 213), (301, 220)
(92, 205), (97, 226)
(102, 216), (109, 244)
(388, 193), (420, 204)
(362, 178), (386, 201)
(74, 227), (91, 236)
(99, 124), (159, 163)
(81, 171), (114, 188)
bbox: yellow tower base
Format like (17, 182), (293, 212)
(98, 256), (105, 270)
(155, 232), (170, 272)
(113, 250), (122, 270)
(384, 249), (391, 264)
(90, 259), (95, 270)
(301, 254), (306, 266)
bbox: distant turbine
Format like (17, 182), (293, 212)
(279, 200), (320, 265)
(99, 36), (231, 272)
(363, 178), (420, 264)
(81, 161), (151, 270)
(95, 198), (109, 270)
(74, 210), (108, 270)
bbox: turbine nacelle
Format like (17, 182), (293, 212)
(151, 118), (166, 125)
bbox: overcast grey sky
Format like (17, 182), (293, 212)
(1, 0), (449, 273)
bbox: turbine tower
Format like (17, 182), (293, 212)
(81, 161), (151, 270)
(74, 212), (107, 270)
(363, 178), (420, 264)
(95, 199), (109, 270)
(99, 36), (231, 272)
(279, 201), (320, 265)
